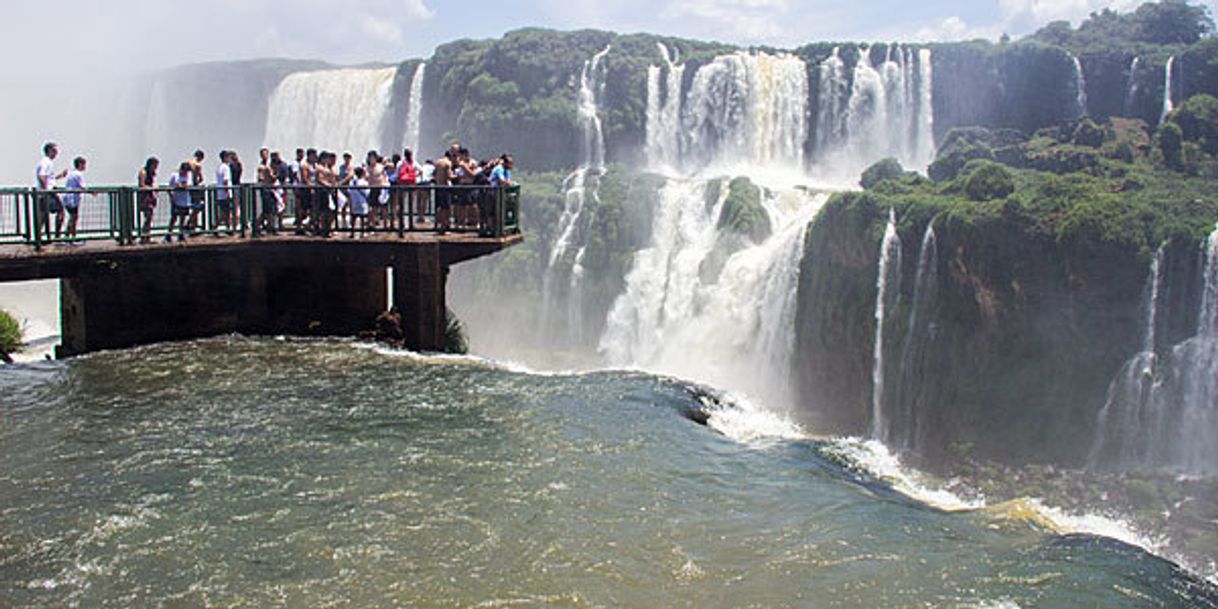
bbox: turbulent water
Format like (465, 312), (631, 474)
(1, 338), (1215, 608)
(263, 67), (396, 154)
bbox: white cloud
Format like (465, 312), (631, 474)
(998, 0), (1144, 32)
(660, 0), (794, 41)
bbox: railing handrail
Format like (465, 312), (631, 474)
(0, 183), (521, 250)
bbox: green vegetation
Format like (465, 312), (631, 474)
(964, 162), (1016, 201)
(444, 309), (469, 355)
(0, 309), (20, 355)
(717, 177), (772, 242)
(860, 158), (907, 190)
(1031, 0), (1213, 49)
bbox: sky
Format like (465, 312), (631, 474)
(5, 0), (1216, 74)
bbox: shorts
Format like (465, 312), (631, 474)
(297, 189), (314, 211)
(191, 201), (205, 212)
(368, 188), (384, 207)
(64, 204), (80, 217)
(218, 198), (233, 213)
(172, 205), (192, 217)
(38, 192), (62, 214)
(435, 189), (452, 210)
(260, 189), (277, 215)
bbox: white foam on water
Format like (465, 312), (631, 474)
(701, 392), (808, 444)
(824, 437), (983, 511)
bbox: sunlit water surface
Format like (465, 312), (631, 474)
(0, 338), (1214, 608)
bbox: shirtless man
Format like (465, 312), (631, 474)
(256, 148), (278, 234)
(315, 151), (339, 237)
(432, 150), (454, 234)
(296, 148), (317, 234)
(186, 150), (205, 233)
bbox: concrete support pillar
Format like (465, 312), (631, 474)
(393, 243), (448, 352)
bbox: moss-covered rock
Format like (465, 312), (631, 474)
(717, 177), (771, 243)
(860, 158), (907, 190)
(964, 162), (1016, 201)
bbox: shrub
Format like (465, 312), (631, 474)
(444, 309), (469, 355)
(860, 158), (906, 189)
(0, 309), (21, 354)
(965, 162), (1016, 201)
(1157, 121), (1186, 171)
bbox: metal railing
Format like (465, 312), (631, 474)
(4, 184), (520, 250)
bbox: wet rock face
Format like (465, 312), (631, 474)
(793, 193), (1147, 468)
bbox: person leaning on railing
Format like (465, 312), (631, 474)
(165, 162), (193, 243)
(62, 157), (87, 244)
(137, 157), (159, 244)
(35, 142), (68, 241)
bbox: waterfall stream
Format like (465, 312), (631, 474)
(870, 209), (903, 441)
(402, 63), (427, 154)
(263, 67), (396, 153)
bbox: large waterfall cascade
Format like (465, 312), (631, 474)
(402, 63), (427, 153)
(263, 67), (397, 154)
(599, 178), (828, 407)
(815, 45), (936, 183)
(1161, 56), (1176, 124)
(869, 209), (903, 441)
(1071, 55), (1089, 118)
(543, 46), (612, 346)
(1090, 228), (1218, 476)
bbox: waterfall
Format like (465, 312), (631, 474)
(816, 46), (936, 181)
(1090, 229), (1218, 476)
(1089, 246), (1165, 469)
(402, 63), (427, 154)
(1161, 56), (1176, 124)
(870, 209), (903, 440)
(645, 43), (685, 169)
(543, 46), (611, 346)
(144, 80), (171, 153)
(891, 222), (938, 450)
(599, 180), (828, 407)
(1071, 55), (1088, 118)
(681, 51), (809, 172)
(1125, 57), (1141, 117)
(264, 67), (396, 153)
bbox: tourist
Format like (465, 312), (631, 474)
(490, 154), (514, 186)
(398, 148), (420, 225)
(215, 150), (235, 235)
(366, 151), (387, 229)
(185, 150), (206, 233)
(35, 142), (67, 240)
(62, 157), (87, 243)
(166, 162), (193, 242)
(433, 150), (453, 234)
(388, 153), (403, 223)
(295, 148), (317, 234)
(349, 167), (370, 237)
(337, 152), (354, 229)
(257, 148), (277, 235)
(137, 157), (159, 244)
(229, 151), (244, 223)
(315, 151), (338, 237)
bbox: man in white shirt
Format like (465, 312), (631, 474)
(35, 142), (68, 240)
(215, 150), (235, 235)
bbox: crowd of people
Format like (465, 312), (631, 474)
(33, 141), (516, 244)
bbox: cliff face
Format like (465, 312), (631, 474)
(794, 193), (1153, 466)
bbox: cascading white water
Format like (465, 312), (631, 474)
(816, 46), (936, 182)
(1089, 246), (1164, 468)
(1091, 229), (1218, 475)
(1071, 55), (1089, 118)
(645, 43), (685, 170)
(599, 179), (828, 407)
(1125, 57), (1141, 117)
(544, 46), (611, 346)
(144, 80), (171, 154)
(402, 63), (427, 154)
(1161, 56), (1176, 124)
(870, 209), (902, 441)
(681, 51), (809, 172)
(891, 222), (937, 450)
(263, 67), (396, 153)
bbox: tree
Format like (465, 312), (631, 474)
(0, 309), (20, 356)
(965, 162), (1016, 201)
(1132, 0), (1214, 45)
(860, 158), (906, 189)
(1169, 94), (1218, 155)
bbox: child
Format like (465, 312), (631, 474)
(348, 167), (370, 238)
(63, 157), (87, 243)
